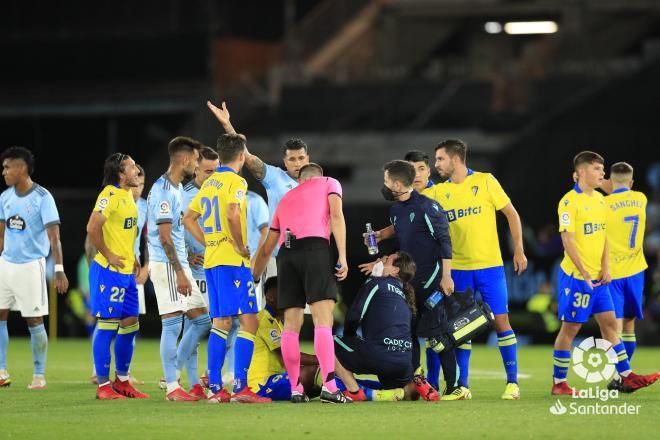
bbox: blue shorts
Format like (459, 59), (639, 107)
(255, 373), (291, 401)
(557, 268), (614, 323)
(609, 271), (644, 320)
(205, 264), (258, 318)
(452, 266), (509, 315)
(89, 261), (139, 319)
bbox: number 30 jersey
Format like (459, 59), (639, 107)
(188, 166), (249, 269)
(604, 188), (647, 279)
(558, 184), (607, 280)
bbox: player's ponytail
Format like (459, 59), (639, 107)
(393, 251), (417, 316)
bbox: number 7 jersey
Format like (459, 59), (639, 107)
(188, 166), (249, 268)
(604, 188), (647, 279)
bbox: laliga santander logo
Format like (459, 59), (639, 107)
(572, 337), (618, 383)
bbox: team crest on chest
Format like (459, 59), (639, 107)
(409, 212), (415, 222)
(234, 280), (241, 288)
(445, 193), (450, 200)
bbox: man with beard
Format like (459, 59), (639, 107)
(147, 137), (211, 401)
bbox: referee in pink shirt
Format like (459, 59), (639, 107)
(252, 163), (349, 404)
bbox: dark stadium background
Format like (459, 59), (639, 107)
(2, 0), (660, 344)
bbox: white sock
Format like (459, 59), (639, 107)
(99, 380), (111, 388)
(117, 374), (129, 382)
(620, 370), (632, 378)
(166, 382), (180, 394)
(553, 377), (567, 385)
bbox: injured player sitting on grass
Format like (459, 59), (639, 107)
(333, 252), (422, 401)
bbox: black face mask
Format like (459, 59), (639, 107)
(381, 185), (408, 201)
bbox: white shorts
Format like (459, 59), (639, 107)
(0, 256), (48, 317)
(137, 284), (146, 315)
(150, 262), (207, 315)
(193, 277), (210, 308)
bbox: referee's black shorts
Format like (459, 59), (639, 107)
(276, 237), (338, 309)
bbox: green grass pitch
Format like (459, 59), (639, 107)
(1, 338), (658, 439)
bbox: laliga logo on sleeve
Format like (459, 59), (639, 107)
(572, 337), (617, 383)
(159, 201), (170, 215)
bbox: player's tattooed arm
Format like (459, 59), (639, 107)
(84, 233), (96, 266)
(158, 223), (183, 272)
(244, 152), (266, 181)
(206, 100), (266, 180)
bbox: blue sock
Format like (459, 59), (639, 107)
(233, 330), (255, 393)
(177, 315), (211, 388)
(224, 317), (240, 376)
(497, 330), (518, 384)
(621, 333), (637, 362)
(176, 318), (192, 372)
(0, 321), (8, 371)
(553, 349), (571, 380)
(456, 342), (472, 388)
(28, 324), (48, 376)
(613, 341), (631, 374)
(160, 316), (183, 385)
(114, 322), (139, 377)
(93, 320), (119, 384)
(425, 347), (440, 390)
(208, 328), (229, 394)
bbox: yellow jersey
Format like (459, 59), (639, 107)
(558, 184), (607, 280)
(429, 170), (510, 270)
(247, 306), (285, 391)
(421, 181), (441, 200)
(605, 188), (647, 279)
(92, 185), (138, 275)
(188, 166), (249, 268)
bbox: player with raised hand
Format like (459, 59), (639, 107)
(0, 146), (68, 389)
(207, 100), (308, 280)
(183, 133), (270, 404)
(86, 152), (147, 400)
(552, 151), (658, 395)
(146, 137), (211, 401)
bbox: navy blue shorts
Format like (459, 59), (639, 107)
(89, 261), (139, 319)
(452, 266), (509, 315)
(255, 373), (291, 401)
(205, 263), (258, 318)
(557, 268), (614, 323)
(610, 271), (644, 319)
(334, 335), (412, 389)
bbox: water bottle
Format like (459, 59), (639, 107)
(425, 290), (443, 310)
(365, 223), (378, 255)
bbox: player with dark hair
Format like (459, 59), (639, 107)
(367, 160), (459, 401)
(86, 152), (146, 399)
(183, 133), (270, 403)
(207, 101), (309, 281)
(429, 139), (526, 400)
(552, 152), (659, 395)
(0, 146), (68, 389)
(404, 150), (434, 194)
(147, 136), (210, 401)
(336, 252), (419, 401)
